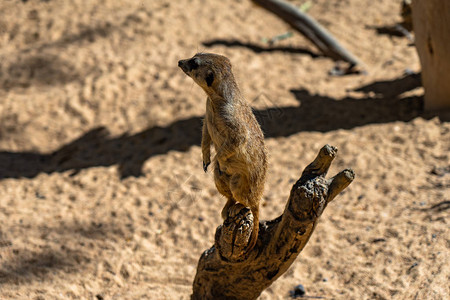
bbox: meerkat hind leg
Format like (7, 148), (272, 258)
(221, 198), (237, 220)
(214, 163), (231, 196)
(214, 162), (236, 219)
(230, 173), (260, 251)
(229, 174), (251, 207)
(229, 173), (258, 228)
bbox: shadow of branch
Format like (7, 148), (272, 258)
(202, 39), (320, 57)
(0, 76), (433, 180)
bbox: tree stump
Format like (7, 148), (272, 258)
(192, 145), (355, 300)
(412, 0), (450, 110)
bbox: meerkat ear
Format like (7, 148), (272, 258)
(205, 70), (214, 87)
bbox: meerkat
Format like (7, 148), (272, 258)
(178, 53), (267, 252)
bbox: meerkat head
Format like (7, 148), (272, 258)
(178, 53), (234, 96)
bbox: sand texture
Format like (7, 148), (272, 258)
(0, 0), (449, 299)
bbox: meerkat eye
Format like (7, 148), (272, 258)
(205, 71), (214, 87)
(188, 58), (199, 71)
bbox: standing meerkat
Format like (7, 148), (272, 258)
(178, 53), (267, 252)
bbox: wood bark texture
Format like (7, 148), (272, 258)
(192, 145), (355, 300)
(412, 0), (450, 110)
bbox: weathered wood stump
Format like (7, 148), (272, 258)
(412, 0), (450, 110)
(192, 145), (355, 300)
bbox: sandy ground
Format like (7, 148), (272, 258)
(0, 0), (449, 299)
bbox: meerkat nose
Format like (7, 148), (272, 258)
(178, 59), (188, 68)
(178, 60), (188, 72)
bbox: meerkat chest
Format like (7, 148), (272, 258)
(205, 99), (231, 145)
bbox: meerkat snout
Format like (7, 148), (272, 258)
(178, 58), (199, 74)
(178, 55), (216, 89)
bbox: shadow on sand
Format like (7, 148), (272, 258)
(0, 220), (132, 284)
(202, 38), (320, 57)
(0, 74), (429, 180)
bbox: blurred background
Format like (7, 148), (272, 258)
(0, 0), (448, 299)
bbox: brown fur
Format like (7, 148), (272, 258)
(178, 53), (267, 252)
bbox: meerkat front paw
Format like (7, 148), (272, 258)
(203, 161), (210, 172)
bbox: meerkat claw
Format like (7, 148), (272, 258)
(203, 161), (210, 172)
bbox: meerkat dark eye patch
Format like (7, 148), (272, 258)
(205, 71), (214, 86)
(187, 58), (199, 71)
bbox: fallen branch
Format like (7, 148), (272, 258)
(192, 145), (355, 300)
(252, 0), (364, 73)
